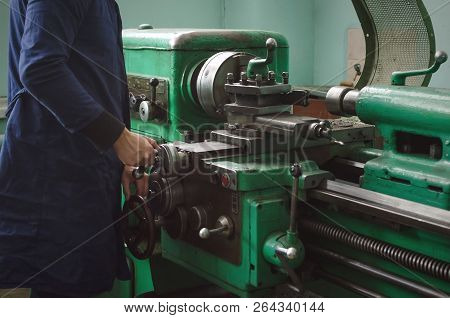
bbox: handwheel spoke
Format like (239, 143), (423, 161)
(122, 195), (155, 260)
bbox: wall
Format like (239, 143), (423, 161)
(1, 0), (450, 96)
(423, 0), (450, 88)
(223, 0), (314, 85)
(116, 0), (224, 29)
(312, 0), (450, 89)
(0, 0), (9, 97)
(117, 0), (315, 85)
(313, 0), (359, 87)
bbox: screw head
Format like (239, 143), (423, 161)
(268, 71), (276, 81)
(255, 74), (263, 86)
(226, 73), (234, 84)
(290, 163), (302, 178)
(240, 72), (248, 84)
(282, 72), (289, 84)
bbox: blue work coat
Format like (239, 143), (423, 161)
(0, 0), (131, 295)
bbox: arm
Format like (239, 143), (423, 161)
(19, 0), (123, 150)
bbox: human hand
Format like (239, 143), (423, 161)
(121, 165), (150, 200)
(113, 128), (158, 167)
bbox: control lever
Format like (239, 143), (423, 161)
(132, 149), (159, 180)
(246, 38), (277, 79)
(391, 50), (448, 86)
(139, 78), (160, 122)
(289, 163), (301, 233)
(199, 216), (234, 239)
(276, 246), (298, 260)
(262, 163), (305, 291)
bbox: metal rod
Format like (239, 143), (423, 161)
(314, 269), (384, 298)
(308, 180), (450, 236)
(289, 176), (299, 233)
(300, 219), (450, 282)
(308, 245), (448, 298)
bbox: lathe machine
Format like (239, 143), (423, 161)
(111, 20), (450, 298)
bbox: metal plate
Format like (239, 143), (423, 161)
(163, 175), (242, 265)
(309, 180), (450, 236)
(128, 75), (169, 123)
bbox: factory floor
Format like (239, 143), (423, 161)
(0, 289), (30, 298)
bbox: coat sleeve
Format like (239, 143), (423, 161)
(18, 0), (125, 151)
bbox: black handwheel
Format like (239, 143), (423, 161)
(122, 195), (156, 260)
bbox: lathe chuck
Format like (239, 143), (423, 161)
(195, 51), (254, 118)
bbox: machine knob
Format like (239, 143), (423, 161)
(129, 93), (146, 112)
(290, 163), (303, 178)
(132, 166), (146, 180)
(308, 121), (344, 146)
(139, 100), (157, 122)
(435, 50), (448, 65)
(199, 216), (234, 239)
(276, 246), (298, 260)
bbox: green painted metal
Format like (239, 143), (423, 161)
(246, 38), (276, 79)
(207, 157), (331, 192)
(161, 159), (327, 296)
(122, 29), (289, 51)
(123, 29), (289, 142)
(300, 83), (450, 297)
(263, 231), (304, 268)
(162, 187), (291, 297)
(302, 209), (450, 297)
(355, 86), (450, 209)
(391, 52), (448, 86)
(122, 27), (450, 298)
(122, 28), (295, 297)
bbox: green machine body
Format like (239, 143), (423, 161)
(123, 29), (289, 143)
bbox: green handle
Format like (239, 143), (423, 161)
(391, 51), (448, 86)
(246, 38), (277, 79)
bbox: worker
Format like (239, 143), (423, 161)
(0, 0), (156, 297)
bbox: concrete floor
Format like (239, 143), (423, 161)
(0, 289), (30, 298)
(0, 97), (6, 115)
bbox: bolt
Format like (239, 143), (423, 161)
(226, 73), (234, 84)
(268, 71), (276, 82)
(240, 72), (248, 85)
(290, 163), (302, 178)
(255, 74), (263, 86)
(282, 72), (289, 84)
